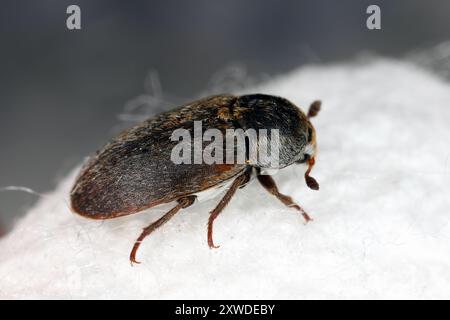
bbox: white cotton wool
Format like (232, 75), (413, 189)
(1, 58), (450, 299)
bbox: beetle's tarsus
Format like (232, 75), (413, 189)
(208, 239), (220, 249)
(128, 196), (196, 265)
(207, 219), (220, 249)
(288, 204), (313, 223)
(130, 257), (141, 266)
(301, 212), (313, 223)
(130, 241), (143, 265)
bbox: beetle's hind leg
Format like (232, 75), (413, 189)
(208, 172), (250, 249)
(257, 175), (312, 223)
(130, 195), (196, 265)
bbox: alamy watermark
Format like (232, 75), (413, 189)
(366, 5), (381, 30)
(66, 5), (81, 30)
(170, 121), (280, 167)
(66, 5), (381, 32)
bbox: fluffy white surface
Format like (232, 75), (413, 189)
(1, 58), (450, 299)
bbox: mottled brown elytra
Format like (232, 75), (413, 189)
(70, 94), (321, 265)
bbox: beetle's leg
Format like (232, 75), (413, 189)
(257, 174), (312, 223)
(208, 172), (250, 249)
(130, 195), (196, 265)
(307, 100), (321, 119)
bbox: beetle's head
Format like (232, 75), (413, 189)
(236, 95), (320, 168)
(236, 94), (321, 189)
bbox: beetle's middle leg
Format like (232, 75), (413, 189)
(207, 172), (250, 249)
(257, 174), (312, 223)
(130, 195), (196, 265)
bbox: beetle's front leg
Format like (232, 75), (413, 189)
(257, 174), (312, 223)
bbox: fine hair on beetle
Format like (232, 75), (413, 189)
(70, 94), (321, 265)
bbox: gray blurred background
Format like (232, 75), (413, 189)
(1, 0), (450, 234)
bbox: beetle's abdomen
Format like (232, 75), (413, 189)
(71, 146), (245, 219)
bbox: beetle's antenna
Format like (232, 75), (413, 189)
(305, 157), (319, 190)
(307, 100), (321, 119)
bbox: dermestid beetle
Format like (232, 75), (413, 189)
(71, 94), (321, 264)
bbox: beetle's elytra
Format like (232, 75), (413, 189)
(71, 94), (321, 264)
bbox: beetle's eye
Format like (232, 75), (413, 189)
(297, 153), (310, 164)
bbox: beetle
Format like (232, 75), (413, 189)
(70, 94), (321, 264)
